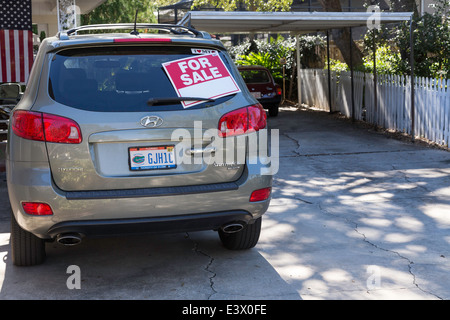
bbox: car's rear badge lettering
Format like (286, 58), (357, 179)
(58, 167), (83, 172)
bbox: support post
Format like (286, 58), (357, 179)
(350, 27), (355, 121)
(373, 26), (378, 125)
(296, 34), (301, 108)
(327, 30), (332, 112)
(410, 16), (415, 142)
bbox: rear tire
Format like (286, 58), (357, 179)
(10, 211), (46, 266)
(268, 104), (279, 117)
(219, 217), (262, 250)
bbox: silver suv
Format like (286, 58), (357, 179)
(7, 24), (273, 266)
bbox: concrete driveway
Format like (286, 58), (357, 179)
(0, 105), (449, 300)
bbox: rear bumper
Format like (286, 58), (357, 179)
(259, 96), (281, 107)
(47, 210), (255, 238)
(65, 181), (239, 200)
(7, 160), (273, 239)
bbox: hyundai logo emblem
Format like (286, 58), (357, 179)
(140, 116), (163, 128)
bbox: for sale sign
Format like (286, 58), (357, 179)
(162, 53), (241, 108)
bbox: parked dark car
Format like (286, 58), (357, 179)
(238, 66), (282, 117)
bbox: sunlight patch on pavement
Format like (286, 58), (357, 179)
(384, 232), (417, 243)
(420, 204), (450, 227)
(321, 268), (353, 283)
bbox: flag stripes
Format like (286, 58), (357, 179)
(0, 0), (34, 83)
(0, 29), (33, 83)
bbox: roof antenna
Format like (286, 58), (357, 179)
(130, 9), (139, 35)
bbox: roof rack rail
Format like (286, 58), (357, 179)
(62, 23), (206, 38)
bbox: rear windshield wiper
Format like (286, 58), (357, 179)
(147, 97), (215, 106)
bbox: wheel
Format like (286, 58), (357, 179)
(219, 217), (262, 250)
(10, 211), (46, 266)
(268, 104), (279, 117)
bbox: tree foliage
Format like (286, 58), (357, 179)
(361, 45), (402, 74)
(231, 36), (324, 78)
(324, 59), (349, 74)
(191, 0), (292, 11)
(378, 0), (450, 78)
(82, 0), (157, 25)
(401, 0), (449, 78)
(231, 37), (294, 81)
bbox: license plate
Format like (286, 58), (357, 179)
(251, 92), (261, 99)
(129, 146), (176, 171)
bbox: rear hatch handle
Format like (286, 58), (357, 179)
(186, 147), (216, 156)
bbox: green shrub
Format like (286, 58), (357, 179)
(361, 45), (402, 74)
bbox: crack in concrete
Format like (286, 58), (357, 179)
(350, 221), (443, 299)
(292, 196), (314, 204)
(281, 132), (301, 156)
(281, 132), (410, 158)
(185, 232), (217, 299)
(392, 164), (432, 194)
(317, 204), (443, 300)
(281, 149), (411, 158)
(280, 132), (444, 298)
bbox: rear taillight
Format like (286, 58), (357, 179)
(11, 111), (45, 141)
(22, 202), (53, 216)
(218, 104), (267, 138)
(276, 85), (282, 96)
(12, 110), (82, 144)
(43, 113), (82, 144)
(250, 188), (271, 202)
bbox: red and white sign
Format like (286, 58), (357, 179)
(162, 53), (241, 108)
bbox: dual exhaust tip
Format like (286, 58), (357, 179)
(221, 222), (246, 234)
(56, 233), (83, 246)
(56, 222), (246, 245)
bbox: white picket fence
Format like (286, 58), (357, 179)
(299, 69), (450, 148)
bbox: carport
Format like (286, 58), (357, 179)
(179, 10), (415, 139)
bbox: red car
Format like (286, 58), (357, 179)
(238, 65), (282, 117)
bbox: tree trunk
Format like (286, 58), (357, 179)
(316, 0), (364, 68)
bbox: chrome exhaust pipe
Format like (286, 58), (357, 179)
(56, 233), (82, 246)
(221, 222), (245, 234)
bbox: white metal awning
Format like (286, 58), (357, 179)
(185, 11), (413, 34)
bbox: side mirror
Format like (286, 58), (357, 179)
(0, 83), (21, 104)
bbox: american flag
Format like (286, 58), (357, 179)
(0, 0), (33, 83)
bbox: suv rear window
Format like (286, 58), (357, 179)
(48, 46), (238, 112)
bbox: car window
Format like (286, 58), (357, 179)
(48, 46), (238, 112)
(239, 70), (271, 84)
